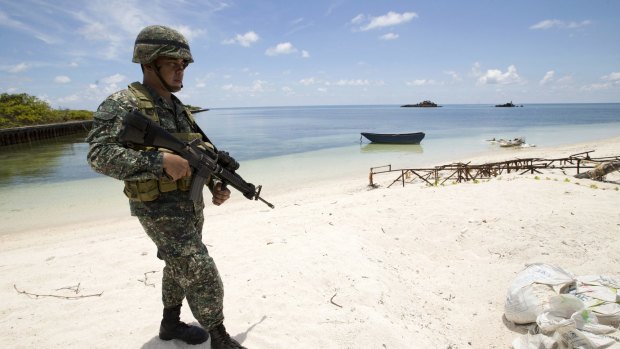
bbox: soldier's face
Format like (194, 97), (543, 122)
(155, 57), (187, 91)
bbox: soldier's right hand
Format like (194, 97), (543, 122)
(162, 152), (191, 181)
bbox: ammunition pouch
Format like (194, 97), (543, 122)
(123, 175), (193, 202)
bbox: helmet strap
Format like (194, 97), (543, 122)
(153, 64), (181, 93)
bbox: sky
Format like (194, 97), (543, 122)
(0, 0), (619, 110)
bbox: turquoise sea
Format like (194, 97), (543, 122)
(1, 103), (619, 233)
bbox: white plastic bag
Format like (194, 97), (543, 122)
(505, 263), (576, 324)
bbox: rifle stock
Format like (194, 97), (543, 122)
(119, 109), (274, 209)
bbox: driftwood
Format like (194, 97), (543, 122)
(330, 293), (343, 308)
(138, 270), (158, 287)
(574, 161), (620, 181)
(14, 283), (103, 300)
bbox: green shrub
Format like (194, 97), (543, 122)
(0, 93), (92, 129)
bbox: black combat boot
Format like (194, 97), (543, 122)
(209, 323), (247, 349)
(159, 305), (209, 345)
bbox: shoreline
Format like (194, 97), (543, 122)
(1, 135), (619, 348)
(1, 135), (619, 236)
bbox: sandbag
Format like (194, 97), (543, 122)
(505, 263), (576, 324)
(574, 275), (620, 328)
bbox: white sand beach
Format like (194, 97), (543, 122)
(1, 137), (619, 348)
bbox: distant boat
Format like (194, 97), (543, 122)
(488, 137), (525, 147)
(495, 101), (522, 107)
(361, 132), (425, 144)
(487, 137), (533, 148)
(401, 100), (441, 108)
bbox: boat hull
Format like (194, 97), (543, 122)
(361, 132), (425, 144)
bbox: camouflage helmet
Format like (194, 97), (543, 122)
(132, 25), (194, 64)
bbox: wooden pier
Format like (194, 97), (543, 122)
(0, 120), (93, 146)
(369, 151), (620, 187)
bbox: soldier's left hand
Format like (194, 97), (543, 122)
(212, 182), (231, 206)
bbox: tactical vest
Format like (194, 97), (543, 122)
(123, 82), (212, 202)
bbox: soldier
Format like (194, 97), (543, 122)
(86, 25), (247, 349)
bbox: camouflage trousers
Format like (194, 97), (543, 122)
(137, 206), (224, 330)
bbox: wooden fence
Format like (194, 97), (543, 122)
(369, 151), (620, 187)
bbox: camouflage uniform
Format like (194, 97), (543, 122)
(86, 83), (225, 330)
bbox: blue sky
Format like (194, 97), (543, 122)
(1, 0), (619, 109)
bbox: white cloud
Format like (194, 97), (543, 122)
(584, 72), (620, 90)
(380, 33), (399, 41)
(529, 19), (591, 30)
(265, 42), (298, 56)
(351, 14), (365, 24)
(7, 62), (29, 73)
(0, 10), (60, 44)
(78, 21), (113, 41)
(299, 78), (318, 86)
(223, 31), (260, 47)
(406, 79), (438, 86)
(477, 65), (522, 85)
(281, 86), (294, 95)
(581, 83), (611, 91)
(602, 72), (620, 82)
(222, 80), (267, 93)
(444, 71), (461, 81)
(250, 80), (266, 92)
(54, 76), (71, 84)
(70, 3), (206, 60)
(360, 11), (418, 31)
(101, 73), (126, 85)
(556, 75), (573, 84)
(301, 50), (310, 58)
(56, 75), (126, 106)
(335, 79), (370, 86)
(172, 25), (206, 42)
(540, 70), (555, 85)
(471, 62), (482, 77)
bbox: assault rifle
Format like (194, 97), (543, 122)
(118, 109), (274, 209)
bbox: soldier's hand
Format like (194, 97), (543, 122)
(162, 152), (191, 181)
(211, 182), (231, 206)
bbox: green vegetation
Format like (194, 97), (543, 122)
(0, 93), (92, 129)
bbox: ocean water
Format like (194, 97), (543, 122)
(197, 103), (620, 162)
(1, 103), (619, 233)
(2, 103), (620, 189)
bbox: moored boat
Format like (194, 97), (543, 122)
(361, 132), (425, 144)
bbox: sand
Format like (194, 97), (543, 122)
(1, 137), (619, 349)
